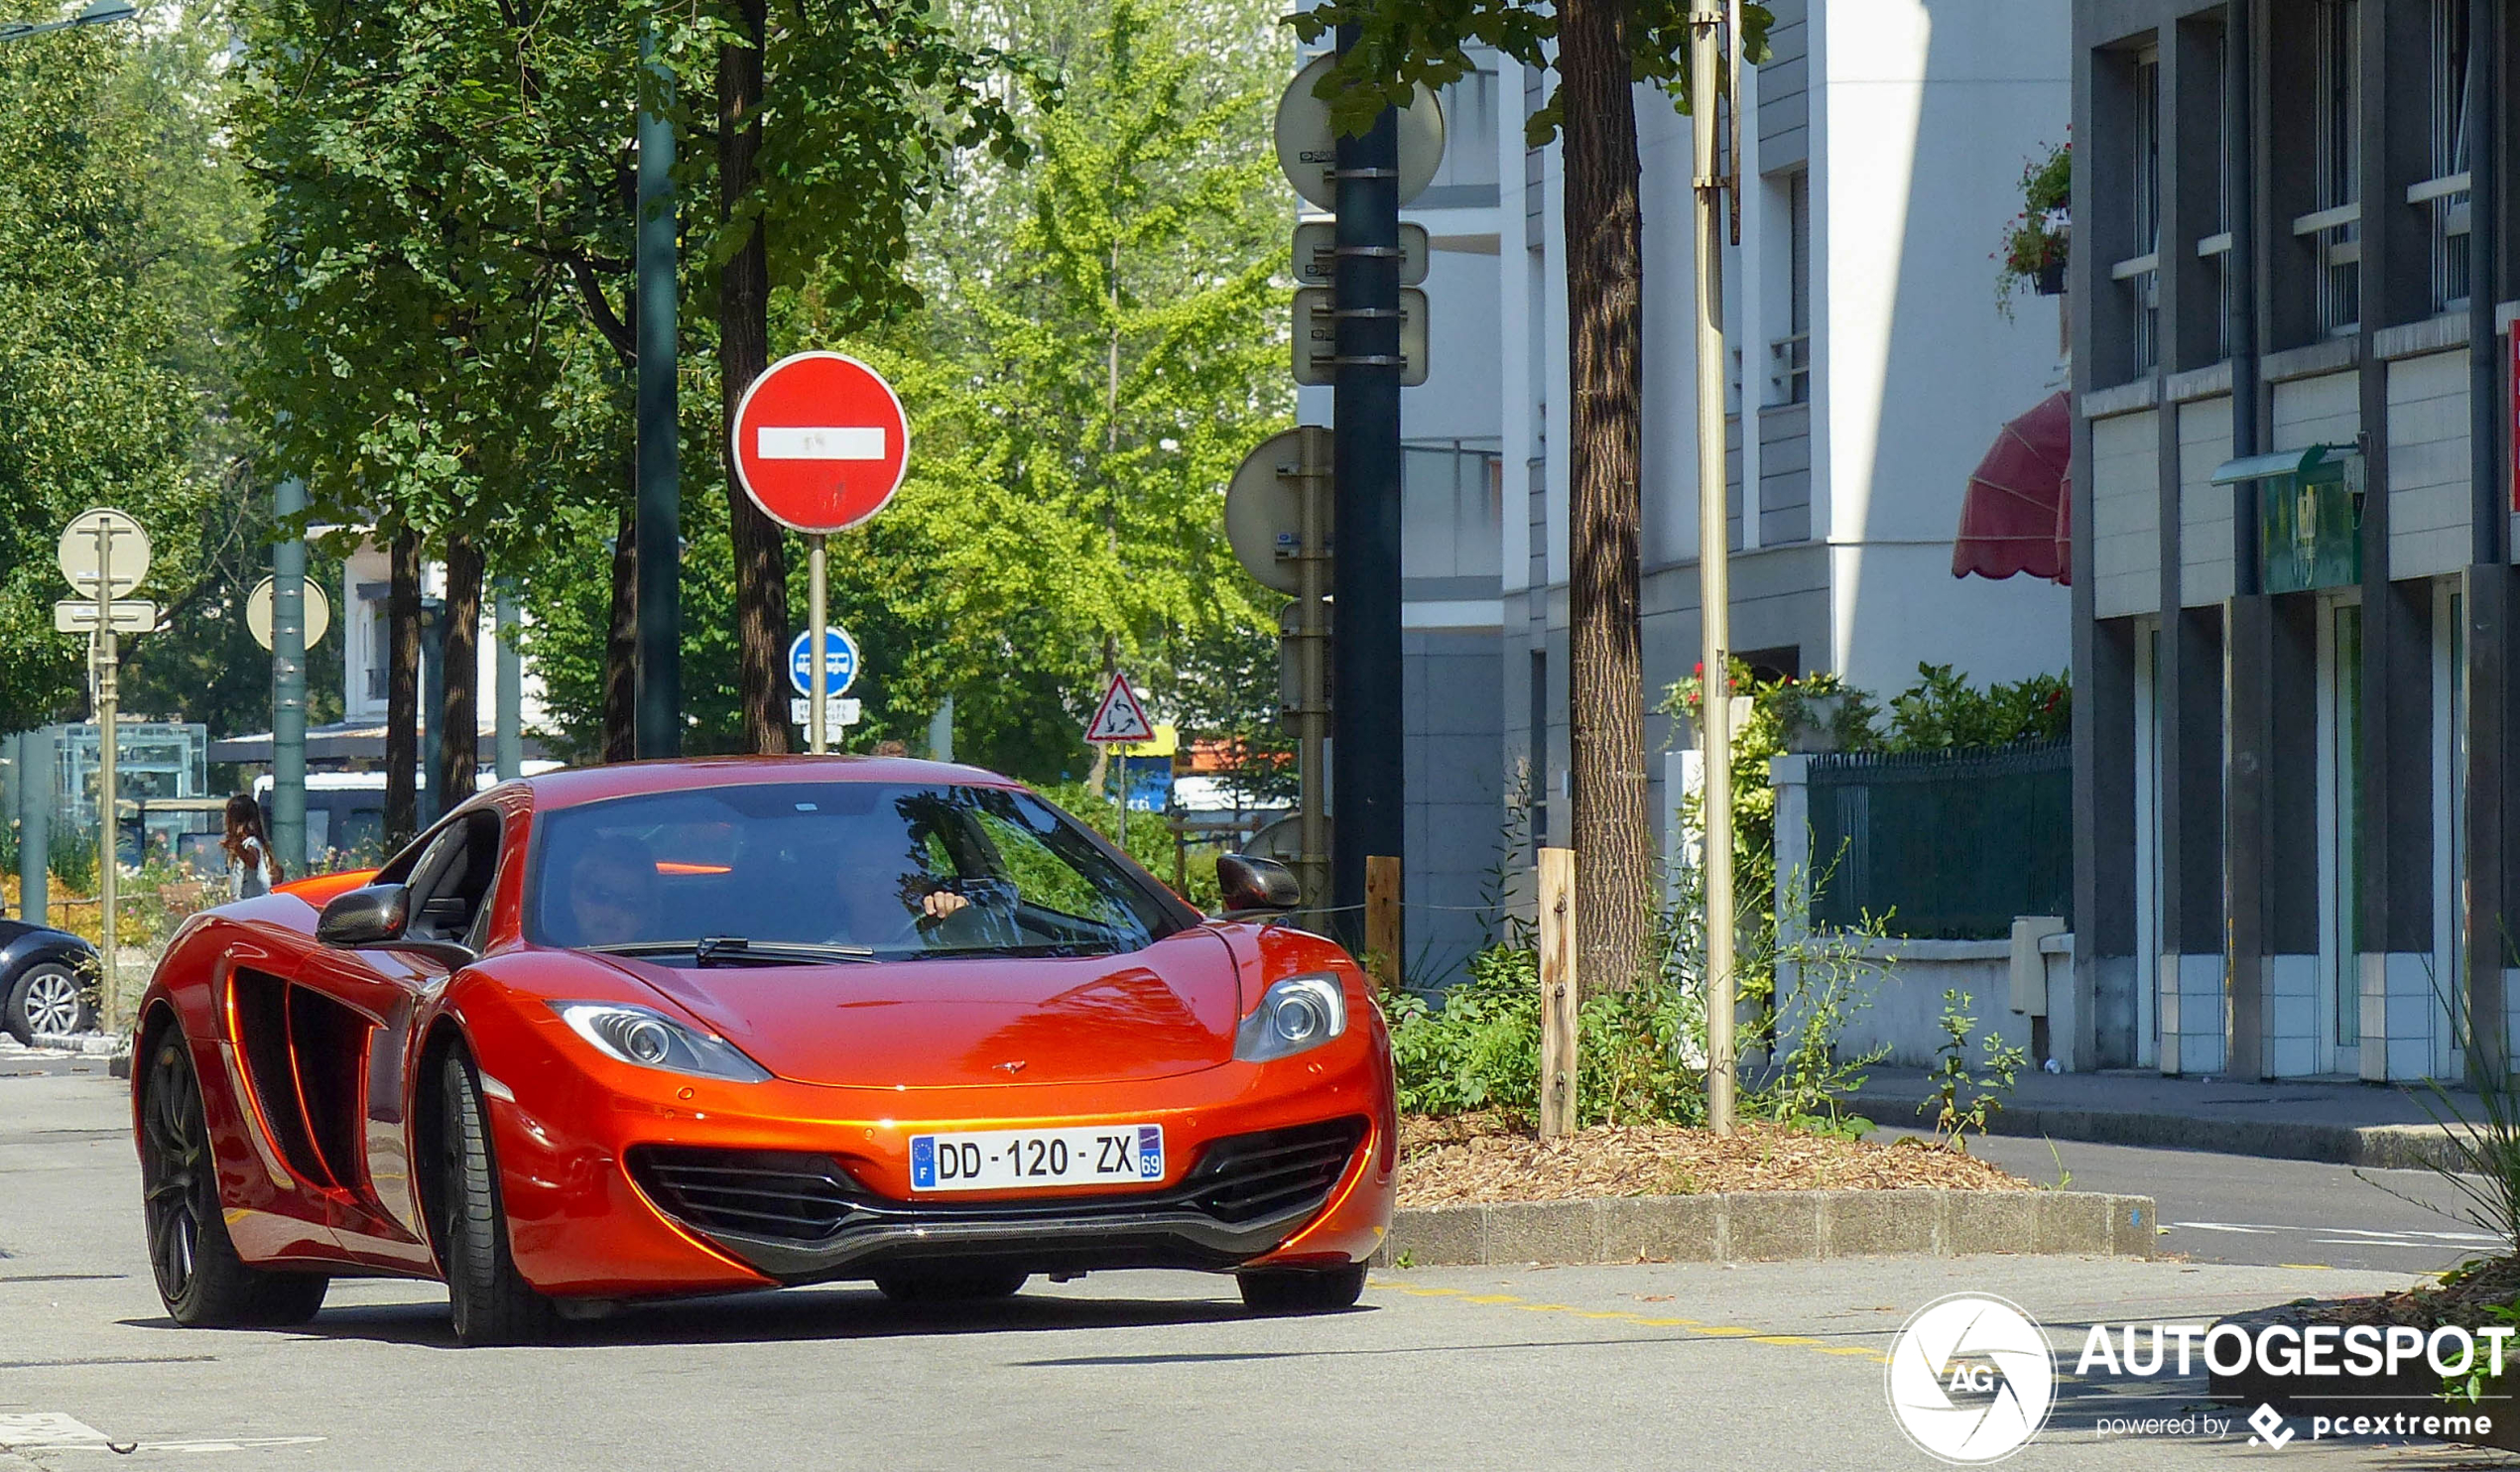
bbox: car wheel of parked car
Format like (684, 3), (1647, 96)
(1236, 1263), (1367, 1314)
(139, 1033), (329, 1326)
(872, 1266), (1031, 1303)
(438, 1049), (560, 1346)
(4, 961), (93, 1044)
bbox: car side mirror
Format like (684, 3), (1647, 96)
(316, 884), (410, 947)
(315, 883), (477, 967)
(1217, 853), (1301, 916)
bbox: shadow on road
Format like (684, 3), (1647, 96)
(119, 1281), (1335, 1350)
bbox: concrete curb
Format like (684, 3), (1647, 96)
(1849, 1089), (2468, 1171)
(1372, 1189), (2155, 1268)
(28, 1032), (123, 1056)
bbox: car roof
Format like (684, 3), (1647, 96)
(511, 755), (1027, 812)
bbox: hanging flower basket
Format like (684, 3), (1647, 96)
(1995, 140), (2071, 317)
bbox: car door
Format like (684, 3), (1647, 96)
(291, 803), (510, 1259)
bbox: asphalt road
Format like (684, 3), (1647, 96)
(1877, 1126), (2499, 1275)
(3, 1070), (2500, 1469)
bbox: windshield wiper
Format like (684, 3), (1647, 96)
(585, 937), (878, 966)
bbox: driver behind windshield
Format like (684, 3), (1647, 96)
(827, 833), (967, 946)
(560, 840), (656, 947)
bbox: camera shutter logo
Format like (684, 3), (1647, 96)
(1885, 1293), (2056, 1463)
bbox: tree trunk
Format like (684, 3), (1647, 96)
(718, 0), (789, 755)
(439, 534), (483, 806)
(603, 503), (638, 764)
(384, 530), (422, 848)
(1560, 0), (1652, 993)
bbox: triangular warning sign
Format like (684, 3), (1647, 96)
(1084, 671), (1156, 744)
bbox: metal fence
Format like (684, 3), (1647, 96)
(1807, 739), (2071, 940)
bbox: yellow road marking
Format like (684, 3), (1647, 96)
(1373, 1278), (1890, 1367)
(2277, 1263), (2333, 1272)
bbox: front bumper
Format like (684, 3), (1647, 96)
(626, 1117), (1366, 1283)
(461, 993), (1397, 1297)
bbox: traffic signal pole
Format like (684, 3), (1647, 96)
(1329, 23), (1405, 951)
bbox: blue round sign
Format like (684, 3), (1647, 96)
(788, 626), (860, 697)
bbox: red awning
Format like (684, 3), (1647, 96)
(1953, 389), (2072, 585)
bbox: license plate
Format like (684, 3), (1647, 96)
(909, 1124), (1165, 1192)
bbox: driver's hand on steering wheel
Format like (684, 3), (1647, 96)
(920, 890), (969, 920)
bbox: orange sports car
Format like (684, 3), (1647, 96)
(130, 757), (1394, 1344)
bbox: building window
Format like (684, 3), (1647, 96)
(2126, 50), (2162, 375)
(1771, 169), (1811, 405)
(1431, 68), (1500, 191)
(2423, 0), (2472, 313)
(2309, 0), (2360, 336)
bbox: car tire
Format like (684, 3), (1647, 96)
(872, 1266), (1031, 1303)
(437, 1050), (559, 1346)
(1236, 1263), (1367, 1314)
(4, 960), (94, 1044)
(138, 1034), (329, 1327)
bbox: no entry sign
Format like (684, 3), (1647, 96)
(731, 351), (910, 533)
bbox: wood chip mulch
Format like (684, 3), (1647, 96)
(1395, 1112), (2033, 1208)
(2305, 1253), (2520, 1330)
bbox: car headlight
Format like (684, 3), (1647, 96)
(1234, 974), (1348, 1062)
(550, 1002), (771, 1083)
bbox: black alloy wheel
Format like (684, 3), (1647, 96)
(436, 1049), (560, 1346)
(139, 1034), (328, 1326)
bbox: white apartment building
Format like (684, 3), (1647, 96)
(1302, 1), (2079, 937)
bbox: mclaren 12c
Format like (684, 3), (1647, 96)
(130, 757), (1395, 1343)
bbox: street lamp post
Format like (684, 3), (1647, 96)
(0, 0), (137, 45)
(633, 21), (682, 759)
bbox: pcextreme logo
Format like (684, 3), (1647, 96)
(1885, 1293), (2057, 1464)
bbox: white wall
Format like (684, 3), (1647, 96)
(338, 538), (546, 738)
(1816, 0), (2073, 691)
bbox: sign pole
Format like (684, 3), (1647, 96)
(271, 476), (309, 874)
(808, 534), (829, 755)
(93, 522), (118, 1035)
(1694, 5), (1737, 1136)
(1296, 429), (1330, 918)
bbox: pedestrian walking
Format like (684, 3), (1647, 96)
(221, 794), (282, 901)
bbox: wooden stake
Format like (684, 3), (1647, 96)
(1539, 846), (1578, 1139)
(1365, 854), (1401, 991)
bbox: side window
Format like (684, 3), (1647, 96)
(406, 812), (502, 943)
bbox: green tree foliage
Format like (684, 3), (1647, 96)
(813, 0), (1294, 781)
(517, 0), (1295, 784)
(0, 2), (243, 733)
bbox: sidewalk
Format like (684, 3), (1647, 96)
(1847, 1066), (2489, 1169)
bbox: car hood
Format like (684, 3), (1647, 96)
(602, 928), (1244, 1089)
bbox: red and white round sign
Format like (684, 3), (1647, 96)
(730, 351), (911, 534)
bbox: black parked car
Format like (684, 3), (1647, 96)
(0, 919), (99, 1044)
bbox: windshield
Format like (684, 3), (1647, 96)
(526, 781), (1187, 960)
